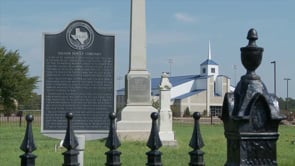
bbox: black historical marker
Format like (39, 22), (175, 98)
(42, 20), (115, 139)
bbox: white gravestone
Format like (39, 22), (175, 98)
(159, 73), (177, 146)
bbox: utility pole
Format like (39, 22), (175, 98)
(271, 61), (276, 96)
(168, 58), (174, 76)
(284, 78), (291, 111)
(117, 75), (123, 89)
(233, 65), (237, 86)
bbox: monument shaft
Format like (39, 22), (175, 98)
(130, 0), (147, 70)
(125, 0), (151, 106)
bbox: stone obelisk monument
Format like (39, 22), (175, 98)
(117, 0), (158, 140)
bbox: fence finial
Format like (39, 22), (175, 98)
(105, 112), (121, 166)
(189, 112), (205, 166)
(62, 112), (79, 166)
(247, 28), (258, 47)
(240, 28), (264, 80)
(146, 112), (163, 166)
(20, 114), (37, 166)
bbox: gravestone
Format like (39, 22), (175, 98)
(42, 20), (115, 140)
(221, 29), (286, 165)
(159, 72), (177, 146)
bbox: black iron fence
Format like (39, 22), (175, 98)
(19, 111), (205, 166)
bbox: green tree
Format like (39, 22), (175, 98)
(19, 93), (41, 110)
(0, 46), (38, 115)
(152, 99), (160, 110)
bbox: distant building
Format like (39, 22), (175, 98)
(117, 41), (234, 117)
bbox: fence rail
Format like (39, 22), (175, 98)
(0, 115), (222, 125)
(0, 115), (41, 126)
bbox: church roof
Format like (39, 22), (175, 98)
(151, 74), (209, 90)
(200, 59), (218, 66)
(118, 74), (211, 96)
(174, 89), (205, 99)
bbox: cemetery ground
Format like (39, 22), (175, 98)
(1, 118), (295, 165)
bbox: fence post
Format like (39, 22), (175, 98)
(105, 112), (121, 166)
(221, 29), (286, 165)
(146, 112), (163, 166)
(62, 112), (79, 166)
(20, 114), (37, 166)
(189, 112), (205, 166)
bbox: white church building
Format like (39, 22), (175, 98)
(117, 42), (234, 117)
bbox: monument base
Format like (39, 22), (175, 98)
(159, 131), (178, 146)
(117, 131), (151, 141)
(117, 105), (158, 141)
(42, 131), (108, 141)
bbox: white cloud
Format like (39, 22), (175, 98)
(147, 31), (194, 45)
(174, 12), (196, 23)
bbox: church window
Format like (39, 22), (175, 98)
(202, 68), (206, 74)
(210, 106), (222, 117)
(211, 68), (215, 73)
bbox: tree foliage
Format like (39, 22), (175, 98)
(19, 93), (41, 110)
(152, 99), (160, 110)
(278, 97), (295, 112)
(0, 46), (39, 115)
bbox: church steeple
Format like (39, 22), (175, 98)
(200, 41), (219, 80)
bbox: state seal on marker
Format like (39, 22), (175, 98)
(66, 21), (94, 50)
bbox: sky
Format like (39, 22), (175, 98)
(0, 0), (294, 99)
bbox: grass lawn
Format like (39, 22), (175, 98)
(0, 121), (295, 165)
